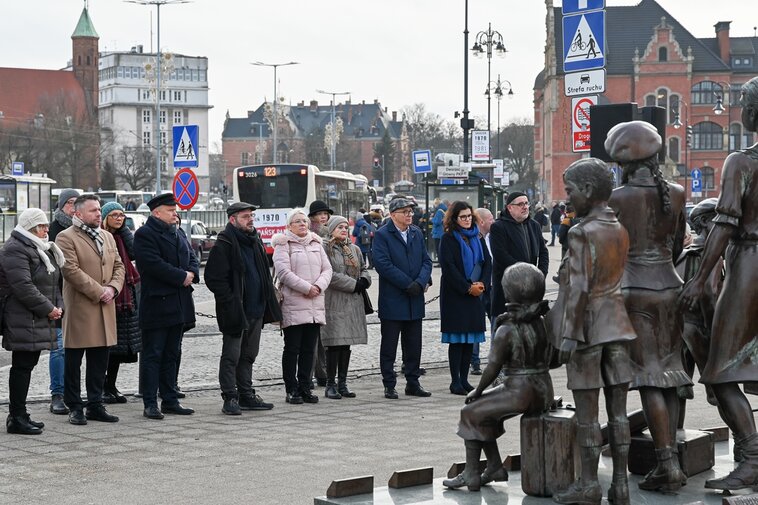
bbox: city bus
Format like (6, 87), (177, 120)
(232, 163), (372, 253)
(96, 190), (148, 209)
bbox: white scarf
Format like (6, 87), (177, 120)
(13, 225), (66, 274)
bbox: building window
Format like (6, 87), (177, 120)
(143, 131), (151, 146)
(142, 89), (151, 100)
(173, 91), (182, 102)
(658, 47), (668, 61)
(241, 152), (249, 165)
(142, 109), (151, 124)
(160, 131), (167, 146)
(160, 110), (166, 124)
(730, 123), (741, 150)
(645, 95), (656, 107)
(702, 166), (716, 190)
(161, 154), (167, 172)
(668, 137), (680, 163)
(160, 90), (166, 101)
(173, 111), (182, 125)
(668, 94), (680, 124)
(691, 81), (722, 105)
(656, 88), (668, 109)
(692, 121), (723, 150)
(744, 131), (755, 149)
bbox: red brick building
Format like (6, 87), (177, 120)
(0, 6), (100, 189)
(534, 0), (756, 203)
(221, 99), (409, 189)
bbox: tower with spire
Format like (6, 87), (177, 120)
(71, 3), (99, 117)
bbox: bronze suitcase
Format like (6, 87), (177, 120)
(628, 429), (714, 477)
(520, 408), (578, 497)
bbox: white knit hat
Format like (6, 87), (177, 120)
(17, 208), (49, 231)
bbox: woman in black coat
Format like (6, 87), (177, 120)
(0, 209), (65, 434)
(439, 201), (492, 395)
(100, 202), (142, 403)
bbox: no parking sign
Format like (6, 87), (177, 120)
(571, 95), (597, 153)
(172, 168), (200, 210)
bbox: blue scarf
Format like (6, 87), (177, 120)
(453, 225), (484, 281)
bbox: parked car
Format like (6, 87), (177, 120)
(188, 219), (217, 263)
(125, 213), (147, 231)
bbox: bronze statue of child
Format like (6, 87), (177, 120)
(443, 262), (554, 492)
(552, 158), (637, 505)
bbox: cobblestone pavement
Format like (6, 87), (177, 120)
(0, 238), (738, 505)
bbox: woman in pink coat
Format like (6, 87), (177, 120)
(272, 209), (333, 405)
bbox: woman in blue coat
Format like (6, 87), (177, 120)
(439, 201), (491, 395)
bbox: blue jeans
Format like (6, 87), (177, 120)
(49, 328), (64, 396)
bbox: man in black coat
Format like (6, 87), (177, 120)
(204, 202), (282, 415)
(134, 193), (199, 420)
(489, 192), (549, 321)
(549, 202), (564, 246)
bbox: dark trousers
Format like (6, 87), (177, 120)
(380, 319), (423, 389)
(9, 350), (42, 416)
(312, 335), (327, 381)
(550, 223), (560, 244)
(282, 323), (320, 394)
(219, 317), (263, 398)
(141, 324), (183, 407)
(64, 346), (109, 411)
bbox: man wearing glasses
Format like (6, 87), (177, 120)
(372, 196), (433, 399)
(489, 192), (549, 321)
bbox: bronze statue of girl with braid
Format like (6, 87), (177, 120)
(607, 121), (691, 494)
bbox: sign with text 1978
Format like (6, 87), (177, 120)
(472, 130), (490, 161)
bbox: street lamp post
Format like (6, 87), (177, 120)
(673, 99), (691, 200)
(251, 61), (300, 164)
(316, 89), (350, 170)
(485, 75), (513, 160)
(125, 0), (190, 195)
(472, 23), (507, 161)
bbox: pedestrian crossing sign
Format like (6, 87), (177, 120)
(563, 10), (605, 72)
(172, 125), (199, 168)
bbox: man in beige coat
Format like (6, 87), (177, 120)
(56, 195), (125, 425)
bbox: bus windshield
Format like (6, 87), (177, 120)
(236, 165), (308, 209)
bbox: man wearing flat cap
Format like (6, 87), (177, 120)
(205, 202), (282, 415)
(134, 193), (199, 419)
(489, 191), (549, 321)
(372, 196), (433, 399)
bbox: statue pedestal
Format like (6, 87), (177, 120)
(314, 439), (740, 504)
(629, 429), (715, 477)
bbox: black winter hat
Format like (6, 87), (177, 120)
(308, 200), (333, 217)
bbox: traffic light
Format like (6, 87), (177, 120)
(373, 157), (380, 169)
(686, 125), (693, 148)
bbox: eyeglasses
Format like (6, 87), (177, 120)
(108, 213), (126, 219)
(509, 201), (530, 208)
(393, 210), (414, 216)
(458, 214), (473, 220)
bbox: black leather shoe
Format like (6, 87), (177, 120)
(143, 405), (164, 420)
(23, 414), (44, 429)
(86, 406), (119, 423)
(405, 385), (432, 397)
(239, 394), (274, 410)
(300, 390), (319, 404)
(315, 377), (327, 387)
(161, 402), (194, 415)
(175, 387), (186, 399)
(6, 414), (43, 435)
(104, 387), (127, 404)
(286, 392), (304, 404)
(50, 394), (69, 415)
(69, 410), (87, 425)
(384, 387), (399, 399)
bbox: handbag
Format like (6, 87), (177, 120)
(361, 290), (374, 315)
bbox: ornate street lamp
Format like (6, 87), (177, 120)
(251, 61), (300, 163)
(485, 75), (513, 160)
(316, 89), (351, 170)
(473, 23), (507, 161)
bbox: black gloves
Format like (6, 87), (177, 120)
(404, 281), (423, 297)
(353, 277), (370, 293)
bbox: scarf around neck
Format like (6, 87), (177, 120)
(72, 216), (104, 255)
(285, 229), (318, 247)
(13, 225), (65, 274)
(53, 208), (73, 229)
(453, 225), (484, 281)
(330, 237), (359, 276)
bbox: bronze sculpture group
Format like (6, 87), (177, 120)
(445, 75), (758, 502)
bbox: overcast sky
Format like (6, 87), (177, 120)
(3, 0), (757, 149)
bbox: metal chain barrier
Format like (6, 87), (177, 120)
(195, 311), (217, 319)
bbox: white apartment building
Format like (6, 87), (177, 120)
(97, 45), (211, 192)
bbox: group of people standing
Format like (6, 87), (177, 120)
(1, 190), (199, 433)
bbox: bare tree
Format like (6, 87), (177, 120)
(116, 146), (155, 190)
(497, 118), (536, 195)
(401, 103), (461, 154)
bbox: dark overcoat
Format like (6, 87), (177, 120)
(204, 223), (282, 335)
(489, 211), (549, 319)
(372, 220), (432, 321)
(439, 231), (492, 334)
(0, 232), (63, 352)
(134, 216), (199, 330)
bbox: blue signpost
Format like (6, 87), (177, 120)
(412, 150), (432, 174)
(562, 0), (604, 14)
(691, 168), (702, 196)
(563, 9), (606, 72)
(11, 161), (24, 176)
(172, 125), (199, 168)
